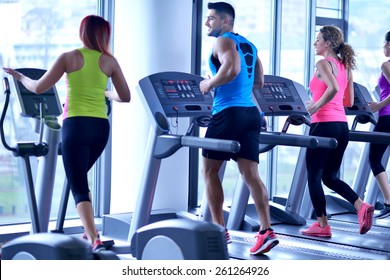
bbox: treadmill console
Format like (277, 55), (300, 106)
(253, 75), (308, 116)
(345, 82), (374, 117)
(13, 68), (62, 117)
(139, 72), (213, 117)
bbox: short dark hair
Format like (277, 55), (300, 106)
(207, 2), (235, 21)
(385, 31), (390, 42)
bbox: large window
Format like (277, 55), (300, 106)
(276, 0), (309, 197)
(348, 0), (390, 95)
(0, 0), (98, 226)
(345, 0), (390, 188)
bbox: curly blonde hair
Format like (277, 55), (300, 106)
(320, 25), (357, 70)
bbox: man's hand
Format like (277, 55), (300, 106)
(199, 77), (213, 94)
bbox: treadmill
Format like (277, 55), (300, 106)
(272, 81), (390, 259)
(221, 76), (390, 260)
(200, 75), (338, 229)
(322, 83), (390, 231)
(344, 86), (390, 229)
(102, 71), (240, 259)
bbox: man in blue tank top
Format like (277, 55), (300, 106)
(199, 2), (279, 255)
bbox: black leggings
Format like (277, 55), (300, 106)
(62, 117), (109, 205)
(369, 115), (390, 176)
(306, 122), (358, 217)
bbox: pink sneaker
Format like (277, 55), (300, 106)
(250, 229), (279, 255)
(358, 202), (374, 234)
(301, 222), (332, 237)
(92, 239), (105, 252)
(225, 229), (232, 244)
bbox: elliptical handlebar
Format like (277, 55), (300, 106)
(1, 77), (16, 153)
(3, 77), (10, 94)
(1, 77), (49, 157)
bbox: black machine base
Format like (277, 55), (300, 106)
(2, 233), (92, 260)
(131, 219), (229, 260)
(2, 233), (120, 260)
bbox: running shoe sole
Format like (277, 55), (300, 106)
(360, 205), (374, 234)
(250, 239), (279, 255)
(301, 231), (331, 237)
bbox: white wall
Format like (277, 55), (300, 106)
(110, 0), (194, 213)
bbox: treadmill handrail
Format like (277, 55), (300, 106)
(260, 131), (337, 148)
(259, 131), (318, 148)
(181, 135), (240, 152)
(349, 130), (390, 144)
(153, 134), (240, 159)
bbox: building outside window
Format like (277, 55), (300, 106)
(0, 0), (98, 225)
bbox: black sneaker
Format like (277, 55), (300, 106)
(374, 204), (390, 219)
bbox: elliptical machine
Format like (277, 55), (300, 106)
(0, 70), (116, 259)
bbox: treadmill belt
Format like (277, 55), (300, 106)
(228, 230), (390, 260)
(271, 221), (390, 256)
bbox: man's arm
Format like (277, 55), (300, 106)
(253, 56), (264, 90)
(199, 37), (240, 93)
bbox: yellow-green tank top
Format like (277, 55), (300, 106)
(64, 48), (108, 119)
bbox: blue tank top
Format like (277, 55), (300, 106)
(209, 32), (257, 115)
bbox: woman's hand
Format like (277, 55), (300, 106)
(3, 67), (23, 81)
(368, 101), (381, 113)
(306, 100), (320, 116)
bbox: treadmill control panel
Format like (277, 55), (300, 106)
(253, 75), (308, 116)
(139, 71), (213, 117)
(345, 83), (374, 117)
(154, 79), (204, 101)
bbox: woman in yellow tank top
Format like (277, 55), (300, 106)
(3, 15), (131, 252)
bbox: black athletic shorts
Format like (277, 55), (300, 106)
(202, 106), (261, 163)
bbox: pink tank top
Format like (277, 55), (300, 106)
(309, 57), (348, 123)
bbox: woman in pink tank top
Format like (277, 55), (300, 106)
(368, 31), (390, 219)
(302, 26), (375, 237)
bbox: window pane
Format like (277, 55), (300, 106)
(273, 0), (308, 197)
(345, 0), (390, 186)
(0, 0), (97, 226)
(316, 0), (342, 18)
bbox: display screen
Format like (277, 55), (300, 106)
(139, 71), (212, 117)
(260, 82), (296, 102)
(14, 68), (62, 117)
(154, 79), (203, 101)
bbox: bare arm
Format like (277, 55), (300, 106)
(252, 56), (264, 90)
(105, 57), (131, 103)
(343, 68), (354, 107)
(3, 54), (66, 94)
(199, 37), (240, 93)
(369, 61), (390, 112)
(306, 59), (339, 115)
(382, 60), (390, 83)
